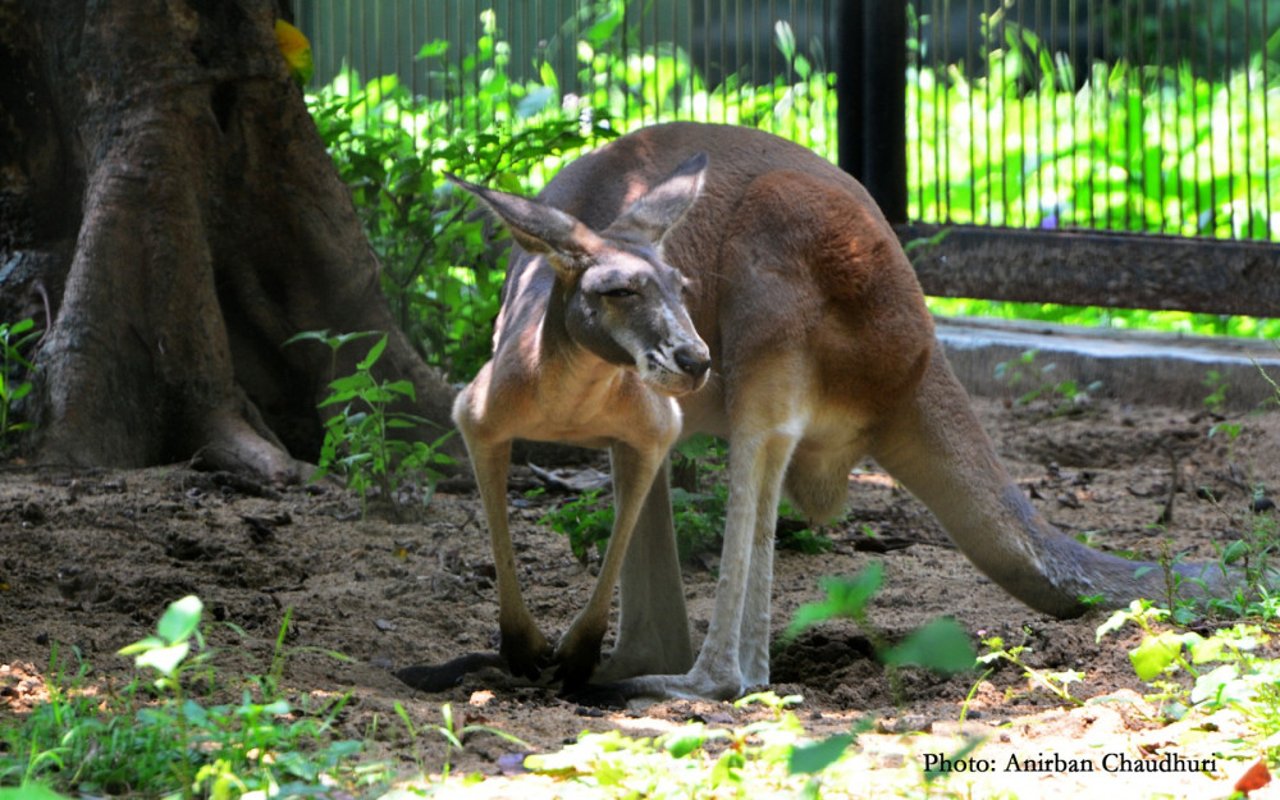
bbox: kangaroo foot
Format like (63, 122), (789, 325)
(552, 626), (606, 690)
(500, 625), (553, 681)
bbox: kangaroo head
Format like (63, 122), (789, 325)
(451, 153), (712, 396)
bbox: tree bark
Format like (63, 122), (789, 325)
(0, 0), (457, 482)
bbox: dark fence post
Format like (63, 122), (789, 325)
(838, 0), (908, 224)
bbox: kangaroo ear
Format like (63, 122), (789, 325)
(607, 152), (708, 246)
(447, 174), (603, 267)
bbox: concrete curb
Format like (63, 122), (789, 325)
(936, 317), (1280, 412)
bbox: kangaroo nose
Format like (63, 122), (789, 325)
(674, 346), (711, 380)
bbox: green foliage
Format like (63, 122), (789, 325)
(538, 450), (828, 566)
(1203, 369), (1232, 414)
(910, 7), (1280, 340)
(569, 11), (836, 155)
(393, 701), (527, 781)
(928, 297), (1280, 341)
(994, 348), (1102, 414)
(971, 633), (1085, 709)
(307, 8), (835, 383)
(306, 10), (617, 381)
(777, 563), (974, 775)
(1206, 513), (1280, 621)
(521, 691), (838, 794)
(0, 318), (37, 455)
(287, 330), (453, 514)
(539, 489), (616, 565)
(908, 8), (1280, 242)
(538, 482), (727, 565)
(784, 564), (975, 676)
(0, 597), (382, 799)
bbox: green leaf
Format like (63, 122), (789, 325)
(118, 635), (166, 656)
(789, 733), (854, 774)
(882, 618), (976, 675)
(135, 641), (191, 677)
(0, 785), (73, 800)
(358, 334), (389, 370)
(417, 40), (448, 60)
(538, 61), (559, 90)
(783, 563), (884, 641)
(1129, 631), (1183, 681)
(663, 724), (708, 758)
(283, 329), (332, 346)
(773, 21), (797, 59)
(384, 379), (417, 399)
(156, 595), (203, 644)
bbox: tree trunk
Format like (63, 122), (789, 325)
(0, 0), (457, 483)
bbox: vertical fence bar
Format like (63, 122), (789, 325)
(1155, 0), (1165, 234)
(941, 0), (951, 223)
(837, 0), (907, 223)
(1243, 0), (1252, 239)
(1205, 0), (1215, 237)
(1259, 0), (1269, 243)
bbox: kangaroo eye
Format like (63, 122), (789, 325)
(601, 287), (638, 299)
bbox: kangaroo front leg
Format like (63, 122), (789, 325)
(594, 460), (694, 682)
(554, 441), (665, 688)
(470, 438), (550, 679)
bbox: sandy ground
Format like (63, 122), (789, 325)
(1, 395), (1278, 798)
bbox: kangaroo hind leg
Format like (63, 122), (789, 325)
(593, 460), (695, 683)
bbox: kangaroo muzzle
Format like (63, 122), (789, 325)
(639, 333), (711, 396)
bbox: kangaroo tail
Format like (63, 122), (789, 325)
(869, 345), (1229, 618)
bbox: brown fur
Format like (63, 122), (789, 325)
(411, 122), (1235, 703)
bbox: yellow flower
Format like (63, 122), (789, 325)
(274, 19), (314, 87)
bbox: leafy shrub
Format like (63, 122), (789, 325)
(287, 330), (454, 514)
(307, 10), (617, 381)
(0, 318), (37, 455)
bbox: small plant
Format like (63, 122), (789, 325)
(0, 317), (38, 454)
(393, 701), (527, 780)
(968, 632), (1084, 711)
(1203, 370), (1244, 441)
(287, 330), (454, 515)
(0, 596), (382, 798)
(540, 479), (829, 566)
(774, 564), (974, 778)
(994, 348), (1101, 415)
(784, 562), (976, 704)
(1096, 600), (1280, 774)
(1208, 513), (1280, 621)
(1203, 369), (1231, 415)
(1097, 600), (1279, 723)
(539, 488), (615, 564)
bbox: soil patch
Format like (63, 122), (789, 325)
(1, 397), (1277, 797)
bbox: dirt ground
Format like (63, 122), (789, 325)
(1, 394), (1278, 798)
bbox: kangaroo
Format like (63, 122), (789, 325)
(400, 122), (1232, 702)
(404, 154), (713, 690)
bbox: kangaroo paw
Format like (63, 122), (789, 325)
(395, 652), (505, 692)
(500, 628), (553, 681)
(552, 625), (607, 690)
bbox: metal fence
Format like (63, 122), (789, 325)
(894, 0), (1280, 318)
(294, 1), (1280, 318)
(908, 0), (1280, 241)
(294, 0), (839, 150)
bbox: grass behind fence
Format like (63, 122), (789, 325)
(908, 19), (1280, 241)
(309, 10), (1277, 381)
